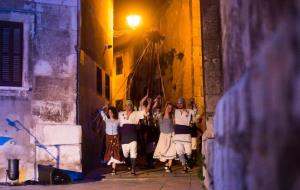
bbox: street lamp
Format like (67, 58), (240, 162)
(126, 15), (141, 29)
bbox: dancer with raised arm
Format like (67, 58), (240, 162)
(99, 106), (123, 175)
(118, 94), (151, 175)
(173, 97), (196, 173)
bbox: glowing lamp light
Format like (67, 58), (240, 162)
(126, 15), (141, 29)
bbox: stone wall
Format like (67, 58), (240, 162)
(112, 0), (204, 112)
(80, 0), (113, 173)
(0, 0), (81, 182)
(159, 0), (204, 110)
(79, 50), (108, 173)
(212, 0), (300, 190)
(200, 0), (223, 188)
(111, 45), (134, 106)
(81, 0), (113, 72)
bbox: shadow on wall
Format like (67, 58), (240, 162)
(81, 109), (106, 174)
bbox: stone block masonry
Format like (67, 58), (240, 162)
(0, 0), (81, 182)
(211, 0), (300, 190)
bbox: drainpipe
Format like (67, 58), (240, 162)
(76, 0), (81, 125)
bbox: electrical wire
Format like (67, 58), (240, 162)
(156, 43), (166, 102)
(111, 41), (151, 104)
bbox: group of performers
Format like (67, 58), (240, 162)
(98, 93), (202, 175)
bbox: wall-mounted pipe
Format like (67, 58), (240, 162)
(76, 0), (81, 125)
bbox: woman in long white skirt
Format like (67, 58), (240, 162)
(153, 102), (176, 172)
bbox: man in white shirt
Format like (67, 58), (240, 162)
(173, 97), (195, 173)
(118, 97), (151, 175)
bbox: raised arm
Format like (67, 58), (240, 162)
(99, 105), (109, 121)
(139, 90), (149, 110)
(152, 98), (159, 110)
(145, 97), (152, 113)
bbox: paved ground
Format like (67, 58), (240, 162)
(0, 164), (202, 190)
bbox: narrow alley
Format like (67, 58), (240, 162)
(0, 0), (299, 190)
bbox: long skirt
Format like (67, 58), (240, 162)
(104, 134), (124, 165)
(153, 133), (176, 162)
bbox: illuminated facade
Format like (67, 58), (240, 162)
(112, 0), (205, 117)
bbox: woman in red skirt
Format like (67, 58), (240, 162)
(100, 106), (123, 175)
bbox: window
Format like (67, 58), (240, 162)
(105, 74), (110, 99)
(96, 67), (102, 95)
(115, 99), (123, 111)
(0, 21), (23, 87)
(116, 56), (123, 75)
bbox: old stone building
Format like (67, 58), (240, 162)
(113, 0), (205, 116)
(0, 0), (81, 182)
(0, 0), (113, 182)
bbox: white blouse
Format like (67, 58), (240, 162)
(174, 109), (196, 126)
(100, 111), (119, 135)
(118, 111), (146, 127)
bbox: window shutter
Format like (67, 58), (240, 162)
(12, 28), (22, 83)
(105, 74), (110, 99)
(116, 56), (123, 75)
(0, 21), (23, 87)
(0, 28), (10, 82)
